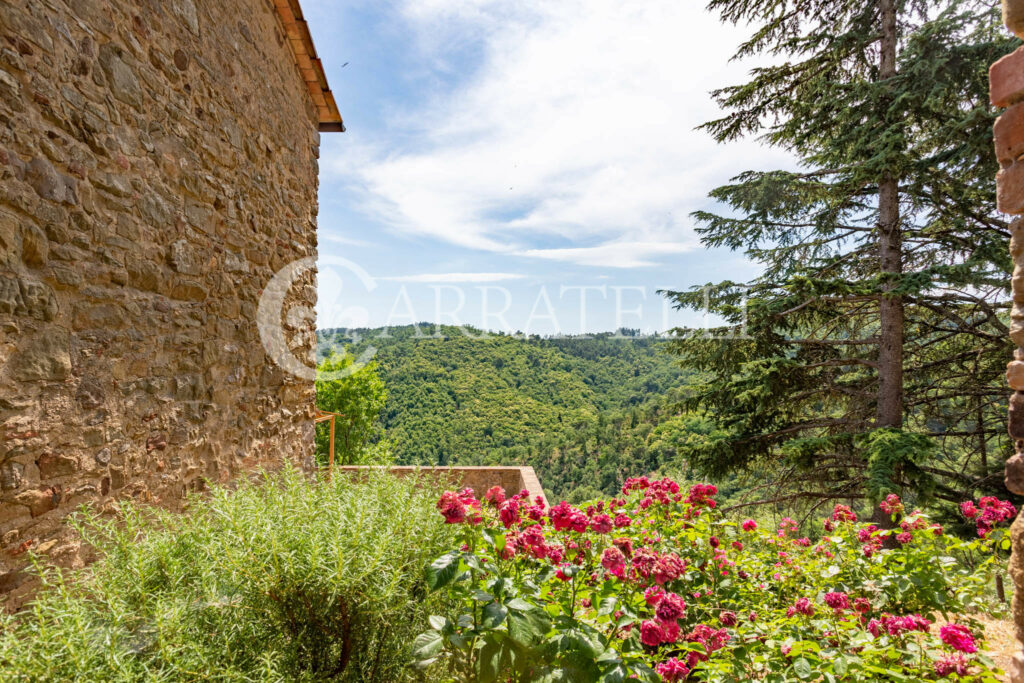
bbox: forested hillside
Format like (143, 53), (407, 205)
(317, 326), (704, 499)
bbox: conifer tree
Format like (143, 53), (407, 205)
(663, 0), (1017, 510)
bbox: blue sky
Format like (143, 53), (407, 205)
(302, 0), (788, 335)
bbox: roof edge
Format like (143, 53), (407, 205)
(272, 0), (344, 132)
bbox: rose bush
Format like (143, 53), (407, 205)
(415, 478), (1011, 682)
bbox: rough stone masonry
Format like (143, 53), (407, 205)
(998, 0), (1024, 679)
(0, 0), (339, 606)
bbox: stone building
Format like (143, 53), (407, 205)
(999, 0), (1024, 679)
(0, 0), (340, 604)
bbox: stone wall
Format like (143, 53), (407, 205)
(335, 466), (549, 506)
(998, 1), (1024, 679)
(0, 0), (321, 604)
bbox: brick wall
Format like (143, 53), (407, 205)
(0, 0), (321, 605)
(997, 1), (1024, 680)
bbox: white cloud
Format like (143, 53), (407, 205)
(319, 232), (374, 248)
(380, 272), (526, 282)
(517, 241), (694, 269)
(324, 0), (790, 267)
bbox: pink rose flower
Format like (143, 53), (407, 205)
(640, 620), (665, 647)
(940, 624), (977, 654)
(655, 657), (690, 682)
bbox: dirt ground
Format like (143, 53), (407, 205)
(976, 614), (1017, 681)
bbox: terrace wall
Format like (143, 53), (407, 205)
(998, 1), (1024, 679)
(335, 466), (548, 506)
(0, 0), (320, 604)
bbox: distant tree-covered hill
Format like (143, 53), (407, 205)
(317, 325), (710, 499)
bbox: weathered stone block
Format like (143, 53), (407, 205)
(75, 378), (105, 409)
(168, 239), (200, 274)
(0, 462), (25, 491)
(173, 49), (189, 71)
(1012, 392), (1024, 440)
(1009, 651), (1024, 683)
(0, 275), (58, 321)
(25, 157), (77, 205)
(170, 278), (208, 301)
(1008, 454), (1024, 495)
(0, 503), (26, 526)
(97, 43), (142, 110)
(92, 172), (132, 198)
(1011, 362), (1024, 391)
(993, 47), (1024, 107)
(1012, 512), (1024, 642)
(14, 486), (60, 517)
(73, 303), (124, 330)
(21, 222), (48, 266)
(997, 103), (1024, 165)
(172, 0), (200, 35)
(1000, 161), (1024, 214)
(9, 330), (71, 381)
(1006, 0), (1024, 39)
(36, 453), (78, 479)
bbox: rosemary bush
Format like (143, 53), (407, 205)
(0, 466), (454, 681)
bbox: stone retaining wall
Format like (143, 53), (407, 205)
(0, 0), (321, 605)
(996, 1), (1024, 679)
(335, 466), (548, 506)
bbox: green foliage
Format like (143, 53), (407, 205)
(0, 468), (455, 682)
(318, 326), (696, 498)
(662, 0), (1019, 507)
(315, 351), (389, 466)
(860, 428), (938, 503)
(420, 483), (1008, 681)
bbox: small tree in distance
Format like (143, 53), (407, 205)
(315, 352), (389, 466)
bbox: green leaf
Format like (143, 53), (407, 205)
(508, 608), (551, 645)
(598, 663), (628, 683)
(425, 552), (460, 590)
(410, 631), (443, 661)
(477, 637), (503, 683)
(628, 661), (660, 683)
(597, 596), (617, 616)
(793, 658), (812, 680)
(477, 633), (516, 683)
(428, 614), (450, 631)
(507, 597), (533, 611)
(482, 601), (509, 629)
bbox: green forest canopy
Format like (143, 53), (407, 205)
(318, 325), (715, 500)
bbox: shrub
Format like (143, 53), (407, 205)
(417, 479), (1010, 682)
(0, 466), (455, 682)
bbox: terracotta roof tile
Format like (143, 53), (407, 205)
(273, 0), (344, 132)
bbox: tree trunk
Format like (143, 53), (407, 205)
(877, 0), (902, 432)
(872, 0), (903, 540)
